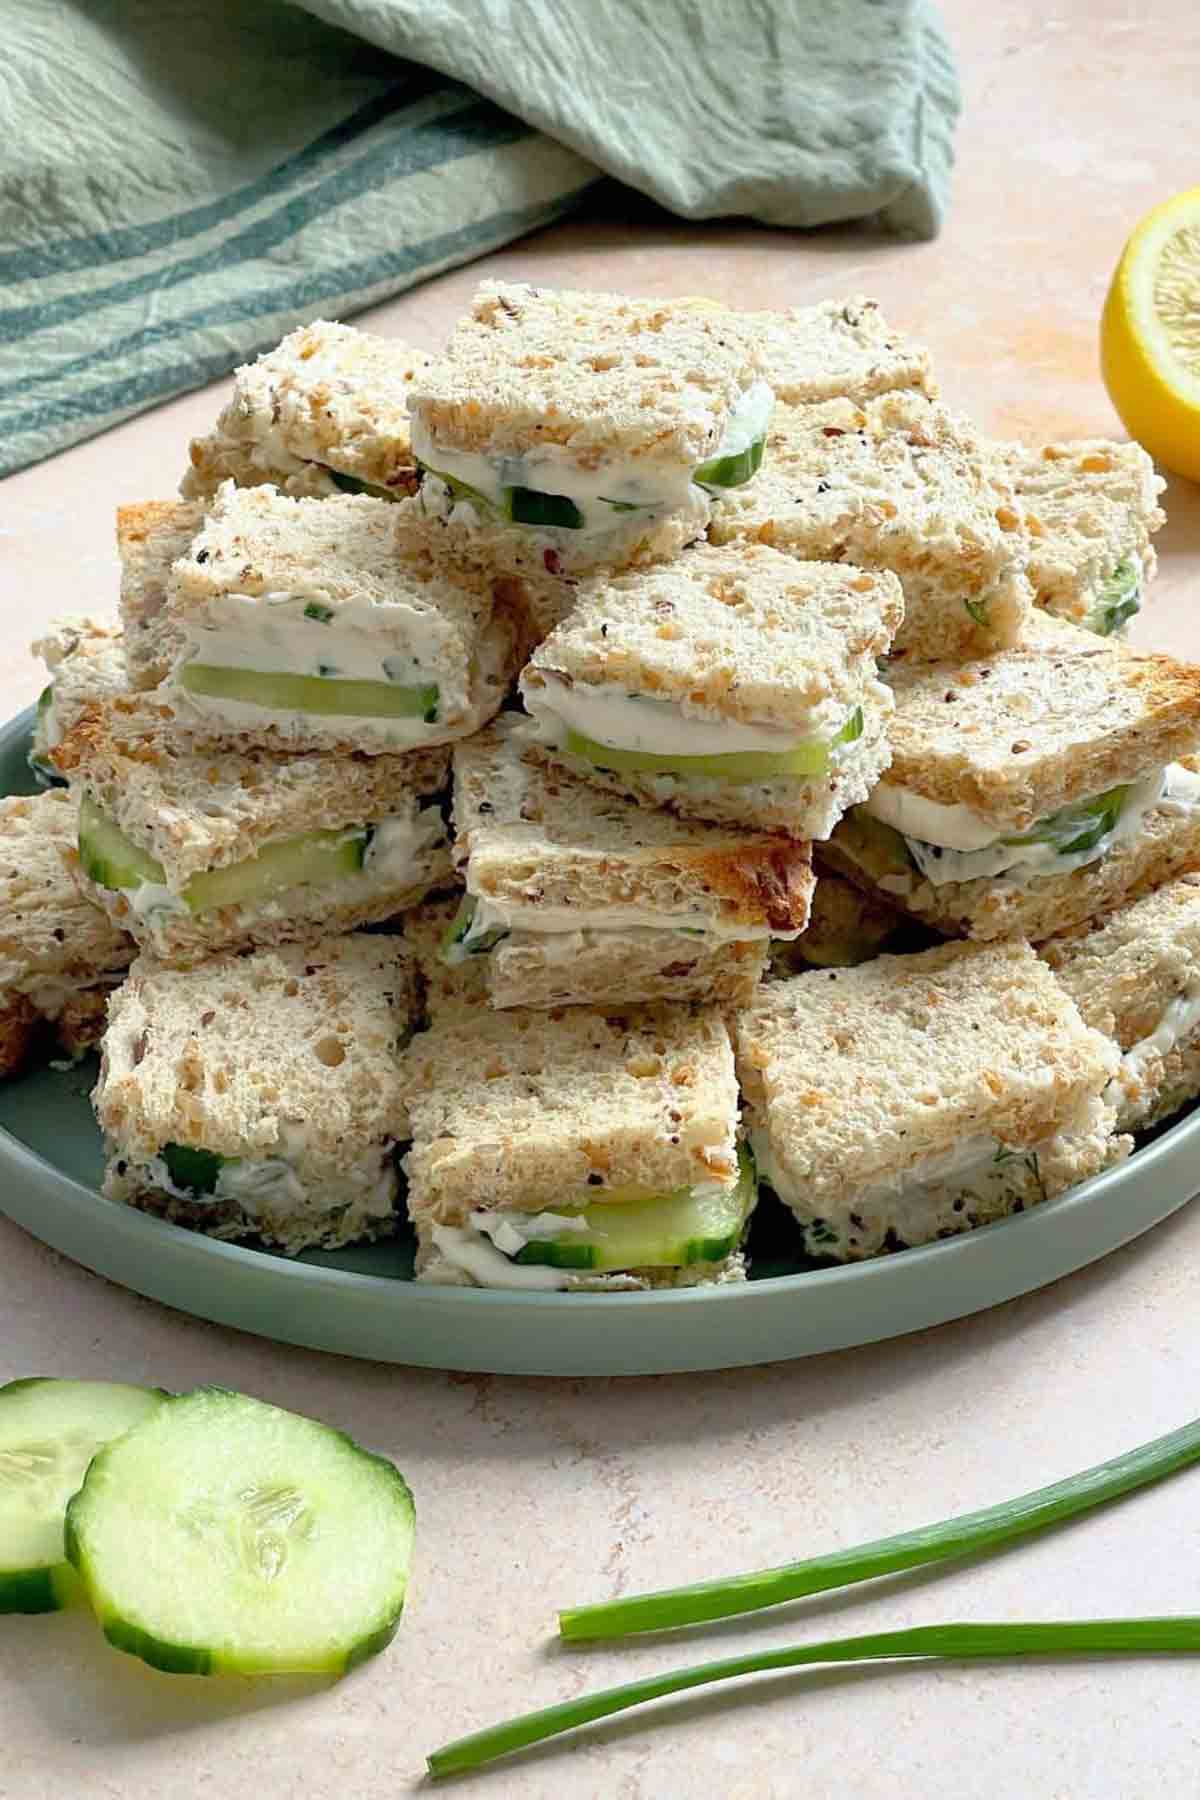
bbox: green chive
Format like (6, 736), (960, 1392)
(559, 1413), (1200, 1639)
(427, 1617), (1200, 1777)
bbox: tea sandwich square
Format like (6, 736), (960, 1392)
(0, 789), (134, 1080)
(1041, 874), (1200, 1132)
(447, 717), (813, 1010)
(404, 1002), (753, 1291)
(825, 615), (1200, 942)
(55, 703), (451, 965)
(992, 436), (1165, 636)
(735, 939), (1127, 1261)
(140, 482), (520, 755)
(95, 936), (419, 1253)
(182, 318), (432, 503)
(407, 281), (773, 573)
(708, 391), (1031, 659)
(519, 541), (901, 837)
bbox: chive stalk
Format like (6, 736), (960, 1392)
(427, 1617), (1200, 1776)
(559, 1413), (1200, 1640)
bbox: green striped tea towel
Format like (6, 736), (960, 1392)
(2, 0), (959, 477)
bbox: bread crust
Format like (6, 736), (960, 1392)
(709, 393), (1031, 657)
(723, 295), (937, 407)
(403, 1002), (740, 1221)
(116, 500), (203, 688)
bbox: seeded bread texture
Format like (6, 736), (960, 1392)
(523, 686), (892, 837)
(884, 612), (1200, 828)
(824, 775), (1200, 944)
(403, 1002), (740, 1222)
(29, 617), (130, 767)
(735, 939), (1120, 1221)
(709, 393), (1031, 657)
(31, 613), (123, 673)
(994, 437), (1165, 628)
(96, 936), (417, 1166)
(0, 995), (38, 1081)
(410, 281), (765, 466)
(182, 320), (430, 500)
(1041, 873), (1200, 1129)
(181, 431), (341, 503)
(709, 294), (937, 406)
(523, 543), (900, 728)
(484, 929), (768, 1012)
(55, 703), (448, 880)
(455, 717), (813, 933)
(401, 891), (492, 1023)
(0, 790), (134, 997)
(116, 500), (203, 688)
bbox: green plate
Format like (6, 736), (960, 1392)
(2, 707), (1198, 1375)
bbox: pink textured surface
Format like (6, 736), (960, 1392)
(2, 4), (1200, 1793)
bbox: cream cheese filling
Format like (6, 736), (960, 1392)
(412, 380), (772, 536)
(428, 1223), (575, 1290)
(467, 893), (791, 945)
(865, 767), (1179, 889)
(1119, 980), (1200, 1087)
(522, 678), (846, 758)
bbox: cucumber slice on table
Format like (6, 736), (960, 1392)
(0, 1378), (166, 1614)
(64, 1387), (415, 1676)
(177, 664), (440, 724)
(693, 434), (766, 491)
(563, 728), (833, 782)
(515, 1149), (756, 1272)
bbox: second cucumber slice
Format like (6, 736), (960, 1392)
(515, 1150), (757, 1272)
(563, 728), (833, 782)
(177, 664), (440, 723)
(64, 1387), (415, 1676)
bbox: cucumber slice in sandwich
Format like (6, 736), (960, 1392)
(28, 685), (64, 786)
(563, 706), (862, 783)
(693, 434), (766, 491)
(64, 1387), (415, 1676)
(504, 487), (585, 531)
(79, 796), (370, 915)
(514, 1148), (756, 1272)
(160, 1142), (225, 1194)
(0, 1378), (166, 1613)
(326, 469), (401, 502)
(440, 893), (510, 964)
(1003, 784), (1131, 857)
(177, 664), (440, 724)
(1085, 557), (1141, 636)
(416, 463), (497, 514)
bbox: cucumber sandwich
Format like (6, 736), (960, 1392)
(446, 716), (814, 1010)
(57, 700), (452, 964)
(157, 480), (522, 754)
(735, 939), (1125, 1261)
(404, 1001), (755, 1289)
(27, 613), (128, 783)
(0, 790), (133, 1082)
(824, 613), (1200, 943)
(989, 436), (1165, 637)
(95, 937), (418, 1253)
(1042, 873), (1200, 1132)
(407, 280), (774, 577)
(708, 390), (1033, 661)
(181, 318), (431, 508)
(519, 541), (902, 838)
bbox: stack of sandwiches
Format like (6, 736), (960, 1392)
(14, 275), (1200, 1293)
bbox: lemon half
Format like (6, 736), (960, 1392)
(1102, 186), (1200, 483)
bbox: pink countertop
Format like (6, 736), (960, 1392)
(3, 3), (1200, 1794)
